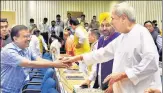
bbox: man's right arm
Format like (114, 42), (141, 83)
(19, 58), (69, 68)
(1, 50), (70, 68)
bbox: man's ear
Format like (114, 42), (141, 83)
(121, 14), (127, 23)
(13, 36), (17, 41)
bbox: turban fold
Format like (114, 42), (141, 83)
(99, 12), (111, 24)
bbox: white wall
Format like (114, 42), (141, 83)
(1, 1), (162, 28)
(127, 1), (162, 28)
(29, 1), (120, 25)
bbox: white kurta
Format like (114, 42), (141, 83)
(29, 35), (41, 57)
(50, 38), (61, 61)
(82, 24), (162, 93)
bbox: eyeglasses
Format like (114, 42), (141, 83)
(23, 35), (32, 39)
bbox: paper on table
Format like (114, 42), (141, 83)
(73, 85), (104, 93)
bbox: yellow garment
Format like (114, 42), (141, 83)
(80, 20), (86, 27)
(80, 21), (85, 27)
(38, 35), (43, 53)
(160, 29), (162, 36)
(99, 12), (111, 24)
(74, 26), (90, 55)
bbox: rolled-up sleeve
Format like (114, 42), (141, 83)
(1, 50), (26, 67)
(82, 38), (117, 66)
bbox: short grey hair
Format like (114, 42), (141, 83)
(90, 29), (101, 39)
(113, 2), (136, 22)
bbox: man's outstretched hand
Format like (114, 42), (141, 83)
(61, 55), (83, 65)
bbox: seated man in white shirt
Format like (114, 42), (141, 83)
(50, 32), (63, 61)
(29, 28), (41, 57)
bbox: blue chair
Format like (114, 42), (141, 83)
(42, 52), (53, 61)
(30, 68), (54, 83)
(29, 52), (53, 78)
(22, 78), (56, 93)
(22, 68), (55, 92)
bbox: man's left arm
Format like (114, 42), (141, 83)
(125, 29), (159, 85)
(103, 29), (160, 93)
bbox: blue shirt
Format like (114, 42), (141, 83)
(1, 42), (37, 93)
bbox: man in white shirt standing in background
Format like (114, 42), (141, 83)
(38, 17), (49, 45)
(62, 2), (162, 93)
(55, 14), (64, 39)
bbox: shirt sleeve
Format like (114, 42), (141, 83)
(75, 28), (86, 44)
(1, 49), (27, 67)
(125, 28), (159, 85)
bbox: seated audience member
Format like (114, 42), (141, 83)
(34, 29), (48, 56)
(29, 28), (41, 57)
(50, 32), (63, 60)
(63, 29), (75, 56)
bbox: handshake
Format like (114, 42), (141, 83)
(55, 55), (83, 68)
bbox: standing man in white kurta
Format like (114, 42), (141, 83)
(62, 2), (162, 93)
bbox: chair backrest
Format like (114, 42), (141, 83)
(41, 78), (56, 93)
(43, 52), (52, 61)
(41, 68), (54, 87)
(47, 88), (59, 93)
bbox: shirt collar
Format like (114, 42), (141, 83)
(12, 42), (28, 52)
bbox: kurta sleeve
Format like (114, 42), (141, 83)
(125, 29), (159, 85)
(82, 37), (117, 66)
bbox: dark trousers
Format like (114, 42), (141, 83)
(41, 32), (48, 45)
(93, 75), (109, 90)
